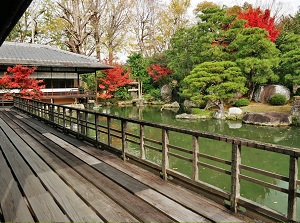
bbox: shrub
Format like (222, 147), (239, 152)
(191, 108), (212, 117)
(268, 94), (286, 105)
(295, 88), (300, 96)
(234, 98), (250, 107)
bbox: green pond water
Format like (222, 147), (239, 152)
(93, 105), (300, 219)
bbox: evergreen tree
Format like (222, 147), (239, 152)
(227, 27), (280, 99)
(182, 61), (247, 113)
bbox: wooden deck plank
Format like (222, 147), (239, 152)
(1, 116), (138, 222)
(0, 123), (69, 222)
(137, 188), (209, 222)
(2, 111), (174, 222)
(91, 162), (149, 194)
(0, 149), (34, 222)
(0, 116), (103, 222)
(43, 133), (102, 165)
(5, 109), (248, 222)
(80, 145), (246, 222)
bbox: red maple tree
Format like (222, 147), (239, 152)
(237, 7), (280, 42)
(98, 65), (133, 99)
(0, 65), (45, 100)
(147, 64), (173, 84)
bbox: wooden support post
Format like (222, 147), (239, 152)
(140, 124), (145, 159)
(192, 136), (199, 181)
(107, 117), (112, 147)
(121, 120), (127, 161)
(287, 156), (298, 221)
(162, 129), (169, 181)
(231, 142), (241, 213)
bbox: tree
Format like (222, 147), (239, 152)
(126, 53), (150, 100)
(237, 7), (280, 42)
(147, 64), (173, 86)
(182, 61), (247, 114)
(0, 65), (45, 100)
(167, 7), (237, 82)
(58, 0), (94, 55)
(129, 0), (159, 57)
(156, 0), (191, 52)
(98, 65), (132, 99)
(99, 0), (131, 65)
(277, 33), (300, 86)
(227, 27), (280, 99)
(7, 0), (51, 43)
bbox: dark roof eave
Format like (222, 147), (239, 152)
(0, 0), (34, 45)
(0, 59), (113, 70)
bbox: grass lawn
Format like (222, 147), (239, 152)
(240, 102), (292, 114)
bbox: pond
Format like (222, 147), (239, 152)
(94, 105), (300, 219)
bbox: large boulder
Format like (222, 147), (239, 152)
(163, 101), (180, 108)
(254, 85), (290, 103)
(228, 107), (243, 115)
(213, 110), (226, 120)
(242, 112), (292, 126)
(183, 100), (197, 108)
(291, 97), (300, 116)
(161, 85), (173, 103)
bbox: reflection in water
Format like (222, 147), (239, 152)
(94, 105), (300, 218)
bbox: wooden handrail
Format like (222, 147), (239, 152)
(13, 97), (299, 222)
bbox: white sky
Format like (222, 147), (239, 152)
(182, 0), (299, 17)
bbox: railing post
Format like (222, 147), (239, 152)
(62, 107), (66, 132)
(162, 129), (169, 181)
(50, 104), (54, 123)
(95, 114), (99, 148)
(287, 156), (298, 221)
(121, 120), (127, 161)
(192, 136), (199, 181)
(140, 124), (146, 160)
(85, 111), (88, 137)
(107, 117), (112, 147)
(77, 110), (80, 138)
(231, 142), (241, 213)
(69, 108), (73, 131)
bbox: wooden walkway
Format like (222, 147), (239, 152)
(0, 108), (249, 222)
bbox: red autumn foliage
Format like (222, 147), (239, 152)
(98, 65), (133, 99)
(0, 65), (45, 100)
(237, 7), (280, 42)
(147, 64), (173, 83)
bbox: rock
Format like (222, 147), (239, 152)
(291, 98), (300, 116)
(183, 100), (197, 108)
(163, 101), (180, 108)
(242, 112), (292, 126)
(175, 113), (202, 119)
(213, 110), (226, 119)
(254, 85), (290, 103)
(228, 107), (243, 115)
(161, 85), (173, 103)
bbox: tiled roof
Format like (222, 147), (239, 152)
(0, 42), (112, 69)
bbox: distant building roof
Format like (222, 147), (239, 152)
(0, 42), (112, 73)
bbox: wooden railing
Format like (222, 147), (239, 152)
(13, 97), (300, 222)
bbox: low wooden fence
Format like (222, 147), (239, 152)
(13, 97), (299, 222)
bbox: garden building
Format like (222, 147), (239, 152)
(0, 41), (111, 104)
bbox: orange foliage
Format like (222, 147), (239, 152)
(0, 65), (45, 100)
